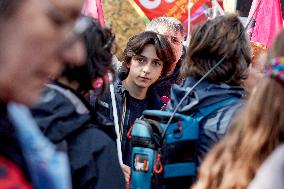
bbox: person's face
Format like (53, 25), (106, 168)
(0, 0), (85, 106)
(243, 53), (267, 93)
(156, 26), (183, 65)
(126, 44), (163, 89)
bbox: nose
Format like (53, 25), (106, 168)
(142, 63), (151, 74)
(60, 39), (86, 66)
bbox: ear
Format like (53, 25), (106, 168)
(126, 62), (131, 68)
(125, 59), (132, 68)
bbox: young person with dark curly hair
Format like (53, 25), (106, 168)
(31, 19), (125, 189)
(95, 31), (175, 184)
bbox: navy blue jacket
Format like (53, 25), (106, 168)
(167, 77), (245, 164)
(94, 77), (164, 166)
(32, 82), (125, 189)
(152, 63), (182, 98)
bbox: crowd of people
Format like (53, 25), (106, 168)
(0, 0), (283, 189)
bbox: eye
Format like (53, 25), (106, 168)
(47, 10), (68, 27)
(138, 58), (144, 63)
(171, 37), (181, 44)
(153, 61), (162, 67)
(135, 56), (147, 64)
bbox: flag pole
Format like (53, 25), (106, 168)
(108, 73), (123, 165)
(96, 0), (105, 26)
(186, 1), (192, 47)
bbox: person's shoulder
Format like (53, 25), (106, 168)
(74, 125), (115, 148)
(0, 156), (32, 189)
(248, 144), (284, 189)
(203, 98), (244, 136)
(38, 84), (73, 108)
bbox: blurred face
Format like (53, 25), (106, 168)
(0, 0), (85, 106)
(156, 25), (183, 67)
(126, 44), (163, 89)
(243, 53), (267, 93)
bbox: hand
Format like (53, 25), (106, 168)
(121, 164), (130, 186)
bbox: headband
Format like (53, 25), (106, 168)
(266, 57), (284, 84)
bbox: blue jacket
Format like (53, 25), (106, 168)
(94, 78), (164, 165)
(32, 82), (125, 189)
(0, 102), (30, 179)
(167, 77), (245, 164)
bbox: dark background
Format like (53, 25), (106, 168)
(236, 0), (284, 17)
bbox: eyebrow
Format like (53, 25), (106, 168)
(47, 9), (68, 25)
(139, 55), (162, 63)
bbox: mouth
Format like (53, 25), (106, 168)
(139, 76), (150, 81)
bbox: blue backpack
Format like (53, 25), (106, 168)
(130, 97), (237, 189)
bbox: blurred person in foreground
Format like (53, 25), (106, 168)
(0, 0), (85, 188)
(246, 30), (284, 189)
(192, 30), (284, 189)
(31, 19), (126, 189)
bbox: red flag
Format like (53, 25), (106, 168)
(81, 0), (105, 26)
(130, 0), (189, 22)
(129, 0), (223, 35)
(247, 0), (283, 47)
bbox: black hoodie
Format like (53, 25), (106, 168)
(31, 82), (125, 189)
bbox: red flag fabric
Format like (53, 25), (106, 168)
(131, 0), (189, 22)
(247, 0), (283, 47)
(129, 0), (223, 35)
(190, 6), (209, 31)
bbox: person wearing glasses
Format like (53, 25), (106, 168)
(31, 19), (126, 189)
(95, 31), (175, 185)
(145, 16), (185, 98)
(0, 0), (85, 188)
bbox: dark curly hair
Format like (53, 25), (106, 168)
(122, 31), (175, 78)
(62, 18), (115, 93)
(183, 14), (251, 86)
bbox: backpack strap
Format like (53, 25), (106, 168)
(194, 97), (240, 122)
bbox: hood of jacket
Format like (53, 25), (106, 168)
(32, 83), (91, 143)
(32, 82), (112, 143)
(167, 77), (246, 113)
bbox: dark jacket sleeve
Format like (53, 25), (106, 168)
(67, 126), (126, 189)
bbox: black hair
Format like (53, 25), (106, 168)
(62, 18), (115, 93)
